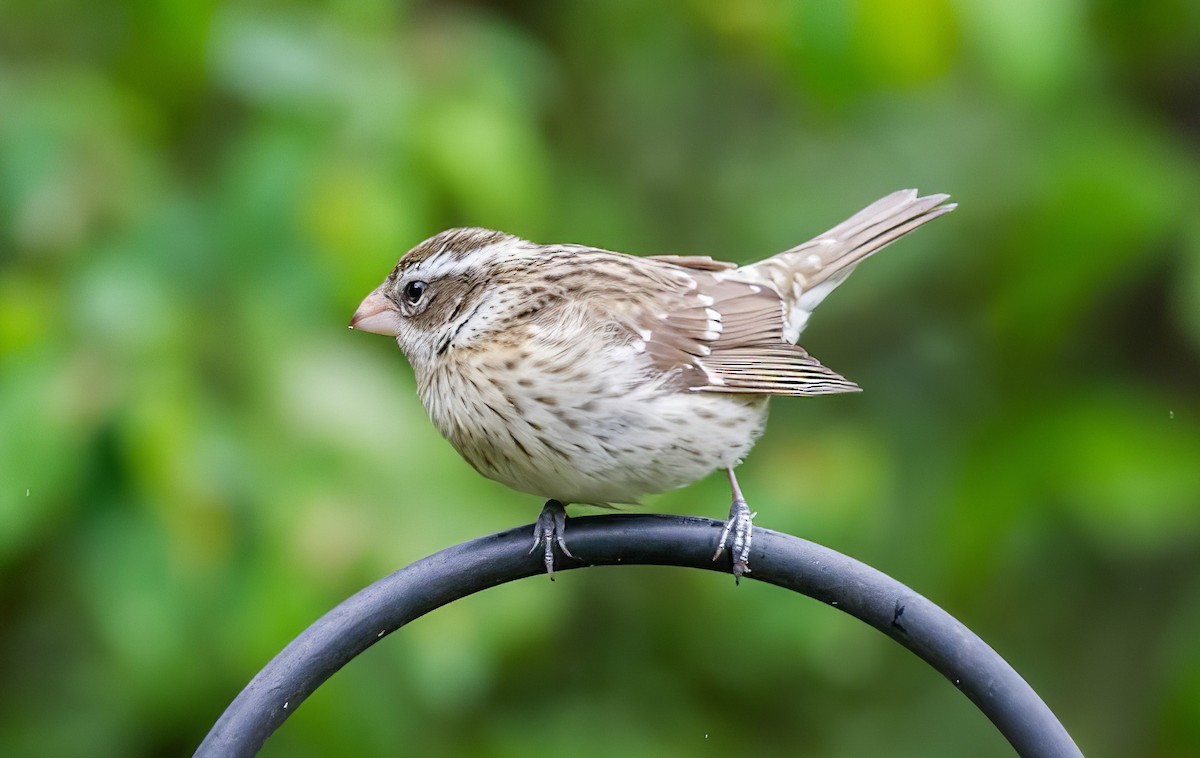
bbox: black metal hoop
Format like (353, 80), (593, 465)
(195, 514), (1083, 757)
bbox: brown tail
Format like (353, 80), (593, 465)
(746, 189), (955, 340)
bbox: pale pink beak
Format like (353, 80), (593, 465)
(349, 288), (401, 336)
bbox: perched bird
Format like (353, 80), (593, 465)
(351, 190), (954, 579)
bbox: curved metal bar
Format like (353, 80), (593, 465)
(195, 514), (1083, 757)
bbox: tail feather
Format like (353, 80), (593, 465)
(745, 189), (954, 340)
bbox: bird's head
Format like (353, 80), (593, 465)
(350, 227), (531, 370)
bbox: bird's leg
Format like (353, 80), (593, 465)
(530, 499), (574, 579)
(713, 468), (755, 582)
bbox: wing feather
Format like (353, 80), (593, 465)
(626, 265), (858, 395)
(644, 255), (737, 271)
(577, 190), (952, 397)
(694, 347), (860, 395)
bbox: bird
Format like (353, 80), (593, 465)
(350, 189), (954, 579)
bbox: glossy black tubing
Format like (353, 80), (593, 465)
(196, 514), (1082, 757)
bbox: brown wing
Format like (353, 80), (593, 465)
(644, 255), (737, 272)
(629, 263), (860, 396)
(628, 189), (953, 392)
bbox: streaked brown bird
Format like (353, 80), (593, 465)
(351, 190), (954, 578)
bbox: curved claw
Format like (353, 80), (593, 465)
(530, 500), (573, 579)
(713, 498), (755, 584)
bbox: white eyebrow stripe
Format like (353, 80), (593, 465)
(411, 239), (530, 280)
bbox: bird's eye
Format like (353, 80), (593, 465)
(403, 280), (428, 305)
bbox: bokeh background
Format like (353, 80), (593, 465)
(3, 1), (1199, 756)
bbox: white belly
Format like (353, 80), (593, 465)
(419, 342), (768, 504)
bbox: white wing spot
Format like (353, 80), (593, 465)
(697, 294), (715, 306)
(638, 328), (653, 341)
(704, 307), (721, 321)
(803, 253), (823, 272)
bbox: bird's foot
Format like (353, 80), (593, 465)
(530, 499), (574, 579)
(713, 496), (755, 583)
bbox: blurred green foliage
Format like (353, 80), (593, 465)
(2, 1), (1199, 756)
